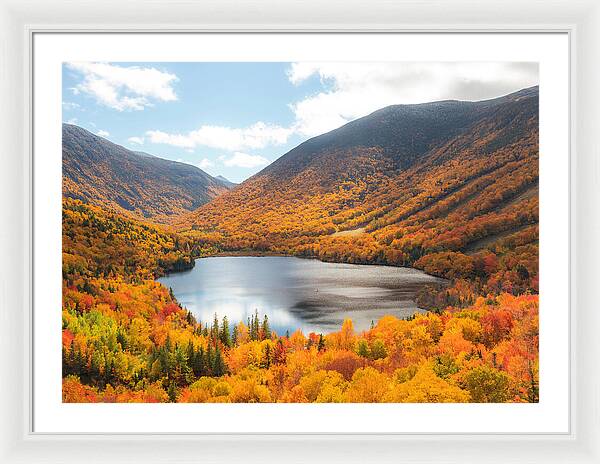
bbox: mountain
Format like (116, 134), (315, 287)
(62, 124), (233, 220)
(181, 87), (539, 291)
(215, 175), (237, 188)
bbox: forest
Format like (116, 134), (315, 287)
(62, 198), (538, 403)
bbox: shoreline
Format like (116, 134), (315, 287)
(158, 249), (449, 288)
(200, 250), (446, 277)
(205, 250), (297, 258)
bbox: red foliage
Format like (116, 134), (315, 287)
(481, 309), (514, 347)
(324, 351), (366, 381)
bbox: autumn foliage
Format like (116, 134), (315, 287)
(62, 198), (539, 403)
(62, 88), (540, 403)
(63, 285), (538, 403)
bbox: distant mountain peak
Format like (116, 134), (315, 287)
(215, 175), (237, 187)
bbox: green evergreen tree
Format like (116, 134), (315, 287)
(212, 346), (226, 377)
(212, 313), (220, 345)
(220, 315), (231, 347)
(186, 341), (196, 377)
(232, 324), (239, 347)
(317, 334), (325, 352)
(206, 343), (214, 376)
(263, 343), (271, 369)
(261, 314), (271, 340)
(167, 381), (178, 402)
(250, 309), (260, 341)
(357, 339), (370, 358)
(173, 345), (191, 386)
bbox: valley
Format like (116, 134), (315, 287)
(61, 86), (539, 403)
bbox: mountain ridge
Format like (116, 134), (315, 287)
(62, 124), (233, 221)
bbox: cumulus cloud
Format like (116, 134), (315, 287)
(96, 129), (110, 137)
(146, 122), (292, 152)
(197, 158), (214, 169)
(66, 62), (178, 111)
(127, 136), (144, 145)
(142, 62), (538, 172)
(287, 62), (539, 136)
(221, 152), (269, 168)
(66, 118), (78, 125)
(62, 101), (80, 110)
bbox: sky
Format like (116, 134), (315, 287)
(62, 62), (539, 183)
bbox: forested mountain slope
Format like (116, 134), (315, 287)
(181, 87), (539, 297)
(63, 124), (233, 221)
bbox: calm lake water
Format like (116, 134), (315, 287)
(158, 256), (444, 335)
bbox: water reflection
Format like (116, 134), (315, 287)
(157, 256), (444, 335)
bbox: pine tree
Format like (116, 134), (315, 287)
(220, 315), (231, 347)
(212, 346), (226, 377)
(167, 381), (178, 402)
(263, 343), (271, 369)
(250, 309), (260, 341)
(198, 346), (207, 377)
(232, 324), (239, 347)
(212, 313), (220, 345)
(261, 314), (271, 340)
(173, 345), (191, 386)
(206, 343), (213, 376)
(186, 341), (195, 376)
(186, 310), (196, 326)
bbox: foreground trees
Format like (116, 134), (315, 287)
(63, 291), (539, 403)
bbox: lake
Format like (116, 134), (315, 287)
(157, 256), (444, 335)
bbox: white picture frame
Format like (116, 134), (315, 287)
(0, 0), (597, 462)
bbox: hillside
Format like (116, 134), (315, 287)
(181, 87), (539, 298)
(62, 124), (233, 221)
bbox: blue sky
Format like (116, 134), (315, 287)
(62, 62), (538, 183)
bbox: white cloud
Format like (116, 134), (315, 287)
(66, 118), (78, 125)
(221, 152), (269, 169)
(287, 62), (539, 136)
(197, 158), (214, 169)
(146, 122), (292, 152)
(66, 62), (178, 111)
(62, 101), (80, 110)
(97, 129), (110, 137)
(142, 62), (538, 173)
(127, 136), (144, 145)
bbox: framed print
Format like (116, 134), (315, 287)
(1, 0), (599, 463)
(33, 32), (568, 434)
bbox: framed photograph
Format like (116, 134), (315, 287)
(0, 0), (598, 463)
